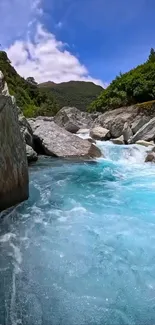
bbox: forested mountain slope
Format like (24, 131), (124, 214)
(90, 48), (155, 112)
(39, 81), (103, 111)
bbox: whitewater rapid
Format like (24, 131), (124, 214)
(0, 141), (155, 325)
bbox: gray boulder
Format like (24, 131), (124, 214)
(18, 112), (34, 147)
(131, 116), (150, 134)
(94, 106), (138, 138)
(145, 151), (155, 163)
(90, 126), (110, 141)
(130, 117), (155, 143)
(123, 122), (133, 143)
(29, 119), (101, 159)
(0, 72), (29, 212)
(26, 145), (38, 163)
(54, 107), (93, 133)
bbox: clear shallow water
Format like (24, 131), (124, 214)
(1, 142), (155, 325)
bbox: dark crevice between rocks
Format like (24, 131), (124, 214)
(33, 136), (47, 155)
(33, 135), (57, 157)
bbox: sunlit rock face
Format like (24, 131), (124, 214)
(0, 71), (29, 212)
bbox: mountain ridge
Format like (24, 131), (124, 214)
(39, 80), (103, 111)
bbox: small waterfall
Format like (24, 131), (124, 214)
(97, 141), (149, 165)
(77, 132), (149, 165)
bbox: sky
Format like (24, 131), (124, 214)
(0, 0), (155, 87)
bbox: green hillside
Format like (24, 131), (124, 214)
(0, 51), (59, 117)
(39, 81), (103, 111)
(89, 48), (155, 112)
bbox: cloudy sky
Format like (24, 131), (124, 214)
(0, 0), (154, 86)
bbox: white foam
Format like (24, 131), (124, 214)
(0, 233), (16, 243)
(76, 132), (90, 139)
(96, 141), (149, 165)
(10, 243), (22, 265)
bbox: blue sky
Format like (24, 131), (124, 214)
(0, 0), (155, 86)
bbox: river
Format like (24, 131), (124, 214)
(0, 141), (155, 325)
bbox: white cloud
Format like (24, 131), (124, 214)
(6, 24), (104, 87)
(1, 0), (105, 87)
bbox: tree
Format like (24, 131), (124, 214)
(26, 77), (38, 85)
(148, 48), (155, 63)
(89, 49), (155, 112)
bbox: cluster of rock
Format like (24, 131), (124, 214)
(90, 106), (155, 145)
(21, 105), (155, 163)
(19, 106), (102, 162)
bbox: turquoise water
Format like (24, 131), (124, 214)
(1, 142), (155, 325)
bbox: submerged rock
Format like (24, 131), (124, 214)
(29, 119), (101, 159)
(111, 135), (124, 145)
(0, 72), (29, 212)
(145, 151), (155, 163)
(90, 126), (110, 141)
(54, 107), (93, 133)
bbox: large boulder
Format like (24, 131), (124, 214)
(29, 119), (101, 159)
(90, 126), (110, 141)
(54, 107), (93, 133)
(131, 116), (150, 134)
(130, 117), (155, 143)
(94, 106), (138, 138)
(0, 72), (29, 212)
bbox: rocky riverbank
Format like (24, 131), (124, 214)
(2, 69), (155, 212)
(21, 105), (155, 163)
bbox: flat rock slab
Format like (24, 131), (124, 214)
(136, 140), (154, 147)
(30, 119), (101, 159)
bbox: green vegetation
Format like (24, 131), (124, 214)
(0, 51), (102, 116)
(0, 51), (59, 117)
(2, 48), (155, 117)
(39, 81), (103, 111)
(89, 48), (155, 112)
